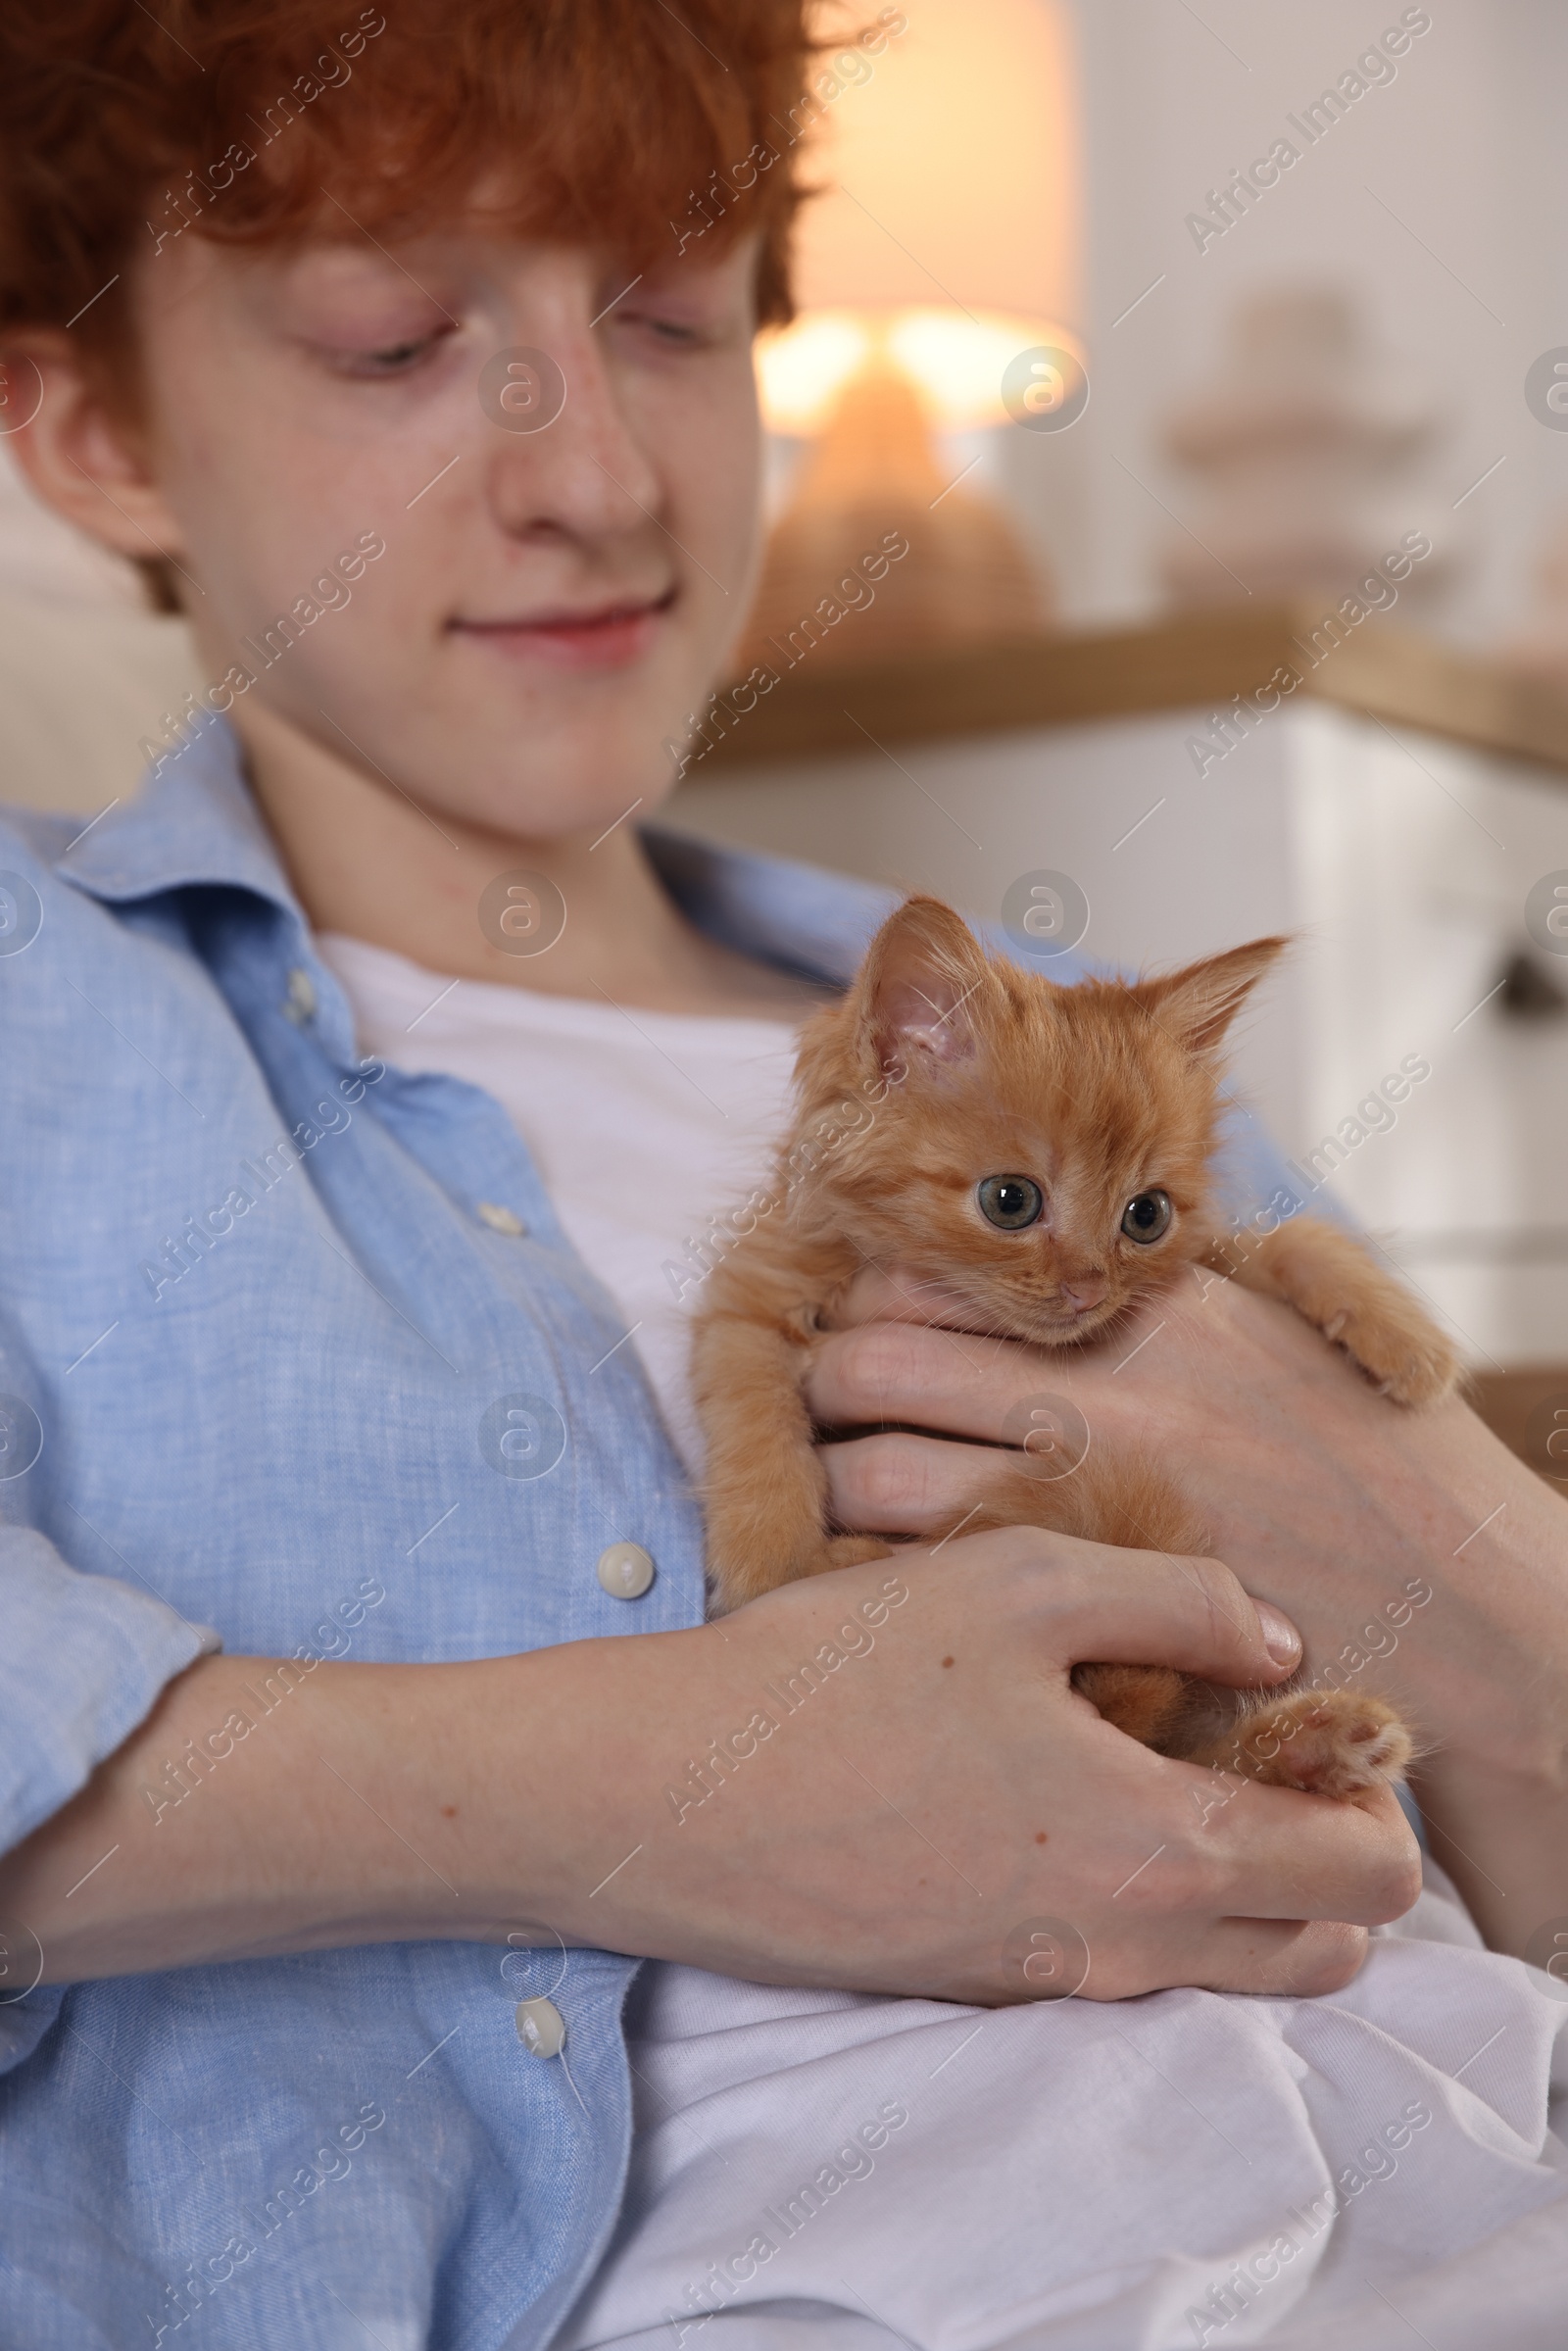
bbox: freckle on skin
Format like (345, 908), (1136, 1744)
(441, 1804), (458, 1818)
(941, 1656), (955, 1669)
(1035, 1832), (1048, 1844)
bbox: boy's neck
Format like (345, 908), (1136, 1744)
(230, 697), (824, 1020)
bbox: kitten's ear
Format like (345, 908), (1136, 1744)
(1134, 935), (1288, 1055)
(857, 896), (992, 1080)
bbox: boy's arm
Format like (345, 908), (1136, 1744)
(0, 1537), (1419, 2004)
(808, 1270), (1568, 1957)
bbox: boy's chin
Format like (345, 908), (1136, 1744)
(401, 713), (683, 843)
(452, 771), (672, 846)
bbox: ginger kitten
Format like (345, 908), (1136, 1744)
(693, 896), (1458, 1800)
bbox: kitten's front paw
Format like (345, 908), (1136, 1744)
(1233, 1690), (1413, 1799)
(1322, 1299), (1459, 1408)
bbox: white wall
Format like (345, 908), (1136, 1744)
(1002, 0), (1568, 647)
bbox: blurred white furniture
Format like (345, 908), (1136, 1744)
(673, 608), (1568, 1375)
(1156, 288), (1446, 612)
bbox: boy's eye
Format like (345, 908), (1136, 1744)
(1120, 1190), (1173, 1244)
(620, 311), (710, 348)
(326, 328), (449, 377)
(977, 1175), (1044, 1230)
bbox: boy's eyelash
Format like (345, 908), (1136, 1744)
(623, 314), (709, 346)
(326, 313), (713, 374)
(330, 329), (449, 376)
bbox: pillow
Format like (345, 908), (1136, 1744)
(0, 588), (201, 816)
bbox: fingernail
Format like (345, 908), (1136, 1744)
(1255, 1602), (1300, 1665)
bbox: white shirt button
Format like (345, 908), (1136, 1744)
(597, 1541), (656, 1599)
(514, 1996), (566, 2057)
(476, 1201), (526, 1236)
(283, 966), (316, 1023)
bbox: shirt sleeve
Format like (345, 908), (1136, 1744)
(0, 1519), (220, 1858)
(0, 1491), (218, 2076)
(0, 1305), (219, 1859)
(1212, 1093), (1350, 1233)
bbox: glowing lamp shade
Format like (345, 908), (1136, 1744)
(757, 308), (1086, 437)
(732, 0), (1081, 673)
(758, 0), (1079, 431)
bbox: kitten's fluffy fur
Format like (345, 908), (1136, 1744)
(693, 896), (1458, 1800)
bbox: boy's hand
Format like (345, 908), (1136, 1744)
(805, 1263), (1568, 1956)
(549, 1533), (1420, 2004)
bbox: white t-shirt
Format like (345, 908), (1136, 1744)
(317, 931), (801, 1477)
(318, 931), (1568, 2351)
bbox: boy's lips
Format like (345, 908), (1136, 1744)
(451, 589), (674, 672)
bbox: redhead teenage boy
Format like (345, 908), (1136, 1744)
(0, 5), (1565, 2346)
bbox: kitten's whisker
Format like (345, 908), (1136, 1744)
(889, 1273), (957, 1303)
(852, 1251), (991, 1373)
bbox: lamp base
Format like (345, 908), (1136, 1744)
(732, 353), (1051, 677)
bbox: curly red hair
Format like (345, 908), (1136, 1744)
(0, 0), (822, 356)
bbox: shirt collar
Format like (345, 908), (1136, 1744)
(50, 715), (899, 991)
(54, 714), (307, 916)
(638, 823), (897, 989)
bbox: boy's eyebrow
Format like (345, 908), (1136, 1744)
(316, 189), (463, 324)
(588, 274), (645, 326)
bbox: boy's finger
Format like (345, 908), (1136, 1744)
(819, 1430), (1013, 1534)
(1196, 1779), (1421, 1927)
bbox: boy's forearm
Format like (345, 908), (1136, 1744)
(1416, 1759), (1568, 1956)
(0, 1641), (665, 1984)
(0, 1537), (1428, 2005)
(1409, 1462), (1568, 1955)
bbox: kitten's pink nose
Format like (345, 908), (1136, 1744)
(1059, 1273), (1107, 1313)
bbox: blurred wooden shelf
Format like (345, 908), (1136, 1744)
(705, 603), (1568, 782)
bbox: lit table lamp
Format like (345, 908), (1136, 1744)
(737, 0), (1081, 674)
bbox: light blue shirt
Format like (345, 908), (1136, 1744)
(0, 720), (1294, 2347)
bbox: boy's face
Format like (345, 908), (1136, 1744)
(122, 216), (765, 839)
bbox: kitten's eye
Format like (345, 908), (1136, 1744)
(1120, 1190), (1173, 1245)
(977, 1175), (1044, 1230)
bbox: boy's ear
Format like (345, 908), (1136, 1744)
(857, 896), (992, 1080)
(1, 331), (183, 571)
(1133, 935), (1288, 1055)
